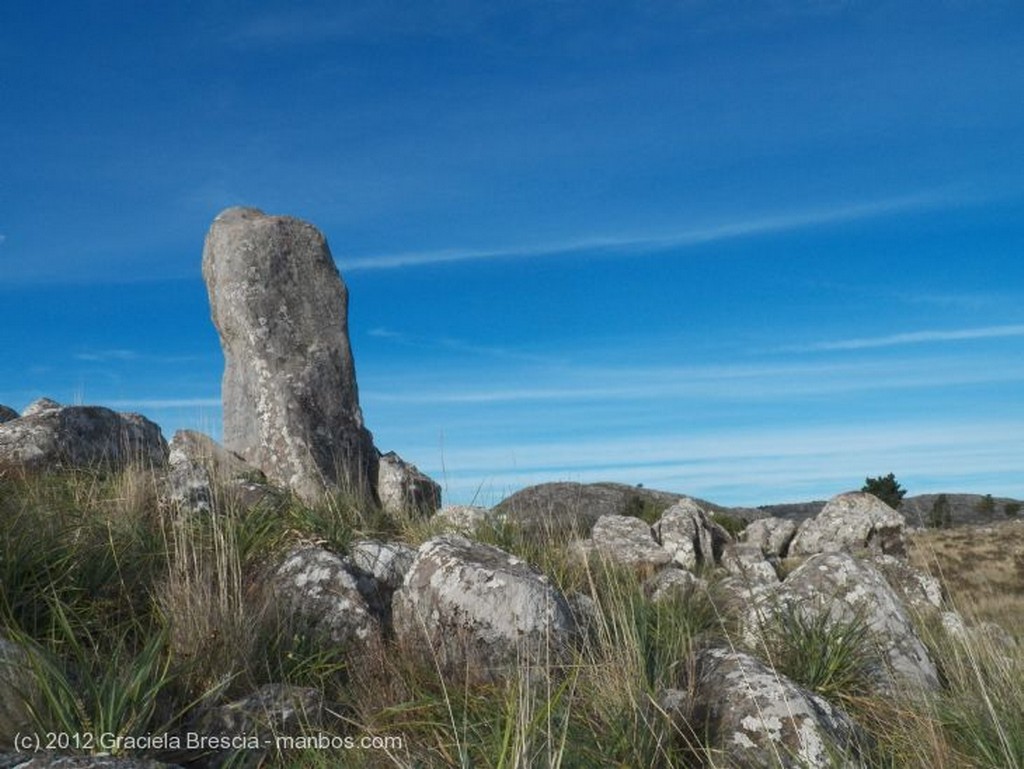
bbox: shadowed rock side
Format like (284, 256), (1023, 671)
(202, 207), (377, 503)
(0, 399), (167, 471)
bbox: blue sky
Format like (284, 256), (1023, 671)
(2, 1), (1022, 506)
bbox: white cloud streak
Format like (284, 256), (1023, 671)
(790, 324), (1024, 352)
(106, 398), (221, 410)
(340, 189), (956, 271)
(363, 355), (1024, 406)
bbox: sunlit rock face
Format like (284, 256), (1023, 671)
(202, 207), (377, 503)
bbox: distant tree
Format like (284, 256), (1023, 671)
(975, 494), (996, 518)
(861, 473), (907, 510)
(1005, 501), (1021, 518)
(929, 494), (953, 528)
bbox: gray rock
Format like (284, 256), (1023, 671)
(186, 684), (321, 768)
(164, 430), (277, 513)
(642, 568), (707, 603)
(432, 504), (495, 534)
(346, 540), (418, 631)
(577, 514), (672, 570)
(0, 637), (40, 747)
(720, 543), (779, 584)
(789, 492), (907, 557)
(866, 554), (944, 616)
(776, 553), (939, 694)
(270, 545), (382, 653)
(654, 497), (730, 571)
(741, 516), (798, 558)
(392, 536), (575, 680)
(0, 404), (167, 472)
(21, 397), (61, 417)
(0, 406), (17, 424)
(202, 207), (377, 504)
(376, 451), (441, 516)
(348, 539), (417, 591)
(492, 482), (681, 539)
(662, 647), (868, 768)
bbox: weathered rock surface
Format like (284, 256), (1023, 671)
(0, 401), (167, 471)
(654, 497), (730, 571)
(21, 397), (61, 417)
(346, 539), (417, 629)
(270, 546), (381, 653)
(202, 207), (377, 503)
(643, 567), (707, 603)
(0, 637), (40, 745)
(662, 647), (867, 768)
(0, 406), (17, 424)
(432, 504), (494, 534)
(772, 553), (939, 694)
(186, 684), (322, 768)
(720, 542), (779, 584)
(392, 536), (575, 679)
(577, 514), (671, 570)
(493, 482), (681, 539)
(376, 451), (441, 516)
(789, 492), (907, 557)
(164, 430), (278, 513)
(741, 516), (798, 558)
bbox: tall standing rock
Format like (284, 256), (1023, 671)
(202, 207), (377, 503)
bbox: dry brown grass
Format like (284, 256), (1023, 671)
(908, 519), (1024, 640)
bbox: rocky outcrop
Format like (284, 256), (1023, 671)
(741, 516), (798, 558)
(577, 514), (672, 570)
(392, 536), (576, 680)
(164, 430), (278, 514)
(719, 542), (779, 584)
(789, 492), (907, 557)
(270, 546), (382, 654)
(0, 400), (167, 472)
(432, 505), (494, 534)
(346, 539), (417, 630)
(643, 568), (707, 603)
(376, 451), (441, 516)
(759, 552), (939, 695)
(0, 406), (17, 424)
(493, 482), (680, 539)
(662, 647), (868, 768)
(654, 497), (730, 570)
(202, 207), (377, 504)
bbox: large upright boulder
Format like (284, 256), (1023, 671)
(202, 207), (377, 503)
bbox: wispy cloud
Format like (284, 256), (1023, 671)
(366, 327), (551, 363)
(106, 398), (221, 410)
(74, 349), (139, 363)
(364, 355), (1024, 406)
(340, 189), (958, 271)
(788, 324), (1024, 352)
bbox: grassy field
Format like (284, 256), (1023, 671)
(0, 465), (1022, 768)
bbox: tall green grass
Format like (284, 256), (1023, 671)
(1, 466), (1023, 767)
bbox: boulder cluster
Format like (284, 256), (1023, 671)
(0, 210), (1000, 768)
